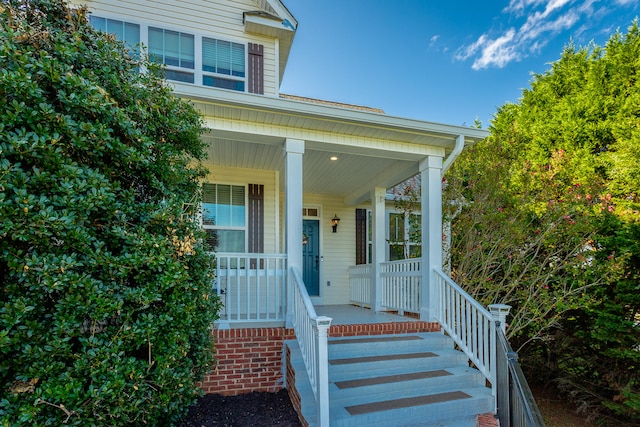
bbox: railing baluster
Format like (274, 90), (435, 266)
(211, 253), (287, 324)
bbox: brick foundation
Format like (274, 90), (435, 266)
(198, 327), (295, 396)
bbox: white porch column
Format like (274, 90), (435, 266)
(285, 138), (304, 327)
(371, 187), (386, 312)
(420, 156), (443, 321)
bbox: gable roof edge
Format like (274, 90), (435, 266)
(257, 0), (297, 29)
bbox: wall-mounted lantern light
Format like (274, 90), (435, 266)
(331, 214), (340, 233)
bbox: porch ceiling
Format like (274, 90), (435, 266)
(202, 134), (417, 199)
(176, 85), (489, 204)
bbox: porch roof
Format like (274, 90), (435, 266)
(175, 84), (489, 204)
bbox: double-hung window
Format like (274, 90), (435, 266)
(148, 27), (195, 83)
(89, 16), (140, 56)
(202, 37), (245, 91)
(202, 184), (246, 253)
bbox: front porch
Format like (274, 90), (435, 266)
(211, 253), (429, 329)
(205, 251), (544, 426)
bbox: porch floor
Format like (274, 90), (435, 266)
(314, 304), (418, 325)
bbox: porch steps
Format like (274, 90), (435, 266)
(286, 332), (494, 427)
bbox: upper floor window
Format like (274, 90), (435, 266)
(89, 16), (256, 93)
(148, 27), (195, 83)
(202, 38), (245, 91)
(89, 16), (140, 55)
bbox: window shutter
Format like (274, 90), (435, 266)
(248, 43), (264, 94)
(355, 209), (367, 265)
(248, 184), (264, 268)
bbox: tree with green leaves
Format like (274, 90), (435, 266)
(0, 1), (220, 425)
(446, 22), (640, 424)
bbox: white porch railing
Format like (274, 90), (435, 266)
(212, 253), (287, 324)
(348, 263), (371, 307)
(290, 266), (332, 427)
(432, 268), (497, 399)
(380, 259), (421, 314)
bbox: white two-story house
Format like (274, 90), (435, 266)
(71, 1), (541, 426)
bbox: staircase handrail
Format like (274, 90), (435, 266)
(290, 266), (331, 427)
(432, 268), (497, 399)
(495, 325), (547, 427)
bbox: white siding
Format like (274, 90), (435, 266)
(72, 0), (278, 95)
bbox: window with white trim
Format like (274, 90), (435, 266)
(202, 37), (245, 91)
(202, 184), (246, 252)
(88, 17), (252, 92)
(148, 27), (195, 83)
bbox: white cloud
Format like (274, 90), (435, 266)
(471, 29), (519, 70)
(457, 0), (624, 70)
(429, 35), (440, 47)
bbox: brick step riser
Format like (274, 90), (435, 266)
(328, 322), (441, 339)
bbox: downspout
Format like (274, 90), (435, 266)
(441, 134), (464, 276)
(441, 134), (465, 176)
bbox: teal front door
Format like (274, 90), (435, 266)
(302, 220), (320, 296)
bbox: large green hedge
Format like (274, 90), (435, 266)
(446, 22), (640, 424)
(0, 1), (220, 425)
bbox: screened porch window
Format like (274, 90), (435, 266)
(202, 184), (246, 252)
(148, 27), (195, 83)
(202, 37), (245, 91)
(388, 212), (420, 260)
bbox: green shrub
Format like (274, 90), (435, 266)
(0, 1), (220, 425)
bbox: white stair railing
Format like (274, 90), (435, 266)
(433, 268), (497, 399)
(290, 266), (332, 427)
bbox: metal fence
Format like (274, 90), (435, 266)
(496, 325), (546, 427)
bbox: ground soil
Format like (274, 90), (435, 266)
(177, 389), (302, 427)
(177, 386), (595, 427)
(530, 384), (596, 427)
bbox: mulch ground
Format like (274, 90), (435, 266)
(177, 389), (302, 427)
(177, 385), (602, 427)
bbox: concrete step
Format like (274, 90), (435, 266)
(330, 366), (486, 406)
(328, 347), (469, 378)
(331, 387), (494, 427)
(328, 333), (452, 357)
(285, 331), (495, 427)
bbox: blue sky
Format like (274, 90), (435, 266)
(279, 0), (640, 128)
